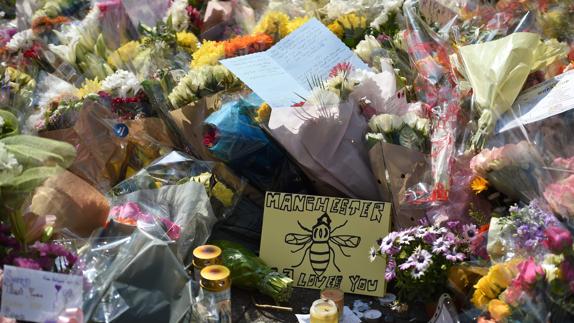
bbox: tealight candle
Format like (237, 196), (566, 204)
(310, 298), (338, 323)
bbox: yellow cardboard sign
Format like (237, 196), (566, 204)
(260, 192), (391, 297)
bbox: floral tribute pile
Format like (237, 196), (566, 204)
(1, 0), (574, 322)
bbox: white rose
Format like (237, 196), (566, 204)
(354, 35), (383, 64)
(402, 112), (418, 129)
(416, 117), (430, 135)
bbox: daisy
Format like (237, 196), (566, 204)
(385, 258), (396, 281)
(462, 224), (478, 241)
(432, 236), (452, 255)
(445, 248), (466, 262)
(397, 231), (415, 245)
(379, 232), (398, 254)
(407, 246), (433, 271)
(428, 225), (448, 235)
(369, 246), (377, 262)
(411, 266), (425, 279)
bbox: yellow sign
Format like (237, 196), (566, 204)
(260, 192), (392, 297)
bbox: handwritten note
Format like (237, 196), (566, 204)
(496, 70), (574, 133)
(1, 266), (83, 322)
(221, 18), (369, 108)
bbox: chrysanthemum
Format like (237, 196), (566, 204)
(191, 41), (225, 68)
(286, 16), (310, 34)
(176, 32), (199, 53)
(471, 176), (489, 194)
(252, 11), (289, 41)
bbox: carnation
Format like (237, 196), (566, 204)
(101, 70), (141, 98)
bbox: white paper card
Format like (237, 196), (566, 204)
(221, 18), (369, 108)
(496, 70), (574, 133)
(1, 266), (83, 322)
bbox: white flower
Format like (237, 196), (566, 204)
(432, 236), (453, 254)
(402, 112), (418, 129)
(407, 246), (433, 271)
(322, 0), (359, 19)
(354, 35), (383, 64)
(101, 70), (141, 98)
(0, 116), (4, 130)
(370, 11), (389, 28)
(391, 113), (403, 130)
(384, 0), (404, 12)
(6, 29), (36, 52)
(167, 0), (190, 32)
(0, 142), (23, 185)
(369, 246), (378, 262)
(369, 114), (394, 133)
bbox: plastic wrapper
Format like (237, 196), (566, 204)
(200, 0), (256, 41)
(267, 96), (381, 201)
(77, 228), (192, 323)
(203, 93), (309, 193)
(403, 0), (461, 204)
(109, 150), (242, 223)
(40, 100), (174, 192)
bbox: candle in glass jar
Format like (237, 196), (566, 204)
(320, 288), (344, 318)
(310, 298), (338, 323)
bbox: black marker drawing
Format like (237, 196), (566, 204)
(285, 213), (361, 277)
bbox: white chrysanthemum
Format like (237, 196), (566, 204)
(101, 70), (141, 98)
(322, 0), (359, 19)
(167, 0), (190, 32)
(6, 29), (36, 52)
(0, 142), (23, 185)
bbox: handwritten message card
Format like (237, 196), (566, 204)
(221, 18), (369, 108)
(1, 266), (83, 322)
(260, 192), (391, 297)
(496, 70), (574, 133)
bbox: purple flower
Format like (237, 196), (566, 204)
(399, 261), (414, 270)
(397, 231), (415, 245)
(385, 258), (396, 281)
(369, 247), (377, 262)
(462, 224), (477, 241)
(445, 247), (465, 262)
(380, 232), (399, 254)
(13, 257), (41, 270)
(407, 246), (433, 271)
(411, 266), (425, 279)
(432, 236), (453, 255)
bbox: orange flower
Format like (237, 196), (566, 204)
(471, 176), (489, 194)
(32, 16), (69, 34)
(224, 34), (274, 58)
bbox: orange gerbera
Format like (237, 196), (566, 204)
(471, 176), (489, 194)
(224, 34), (274, 58)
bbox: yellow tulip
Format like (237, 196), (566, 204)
(488, 299), (511, 322)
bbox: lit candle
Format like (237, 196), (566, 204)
(320, 288), (344, 318)
(310, 298), (338, 323)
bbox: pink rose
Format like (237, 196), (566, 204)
(544, 175), (574, 219)
(544, 226), (573, 253)
(110, 202), (142, 221)
(515, 257), (545, 288)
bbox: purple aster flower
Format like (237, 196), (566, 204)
(385, 258), (396, 281)
(399, 261), (414, 270)
(414, 226), (427, 238)
(369, 247), (377, 262)
(432, 236), (453, 255)
(445, 248), (465, 262)
(411, 266), (425, 279)
(13, 257), (41, 270)
(462, 224), (477, 241)
(380, 232), (399, 254)
(397, 231), (415, 245)
(407, 246), (433, 271)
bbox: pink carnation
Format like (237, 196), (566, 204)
(110, 202), (142, 222)
(470, 141), (534, 175)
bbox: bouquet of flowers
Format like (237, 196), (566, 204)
(372, 222), (473, 303)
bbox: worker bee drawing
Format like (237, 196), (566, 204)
(285, 213), (361, 277)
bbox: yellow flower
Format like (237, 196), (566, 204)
(191, 41), (225, 68)
(76, 79), (102, 98)
(472, 289), (491, 309)
(328, 21), (344, 38)
(338, 13), (366, 30)
(176, 32), (199, 54)
(107, 41), (141, 69)
(488, 263), (517, 290)
(255, 103), (271, 124)
(474, 276), (500, 299)
(286, 16), (310, 34)
(213, 181), (235, 207)
(471, 176), (489, 194)
(488, 299), (511, 322)
(252, 11), (289, 41)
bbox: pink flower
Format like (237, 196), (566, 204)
(13, 257), (42, 270)
(544, 175), (574, 219)
(515, 258), (545, 288)
(161, 218), (181, 241)
(544, 226), (573, 253)
(110, 202), (142, 223)
(560, 259), (574, 292)
(23, 212), (56, 243)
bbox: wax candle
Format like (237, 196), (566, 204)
(320, 288), (344, 318)
(310, 298), (338, 323)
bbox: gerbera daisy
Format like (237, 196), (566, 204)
(471, 176), (489, 194)
(462, 224), (478, 241)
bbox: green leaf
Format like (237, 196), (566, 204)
(1, 135), (76, 169)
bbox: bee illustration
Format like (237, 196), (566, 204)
(285, 213), (361, 277)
